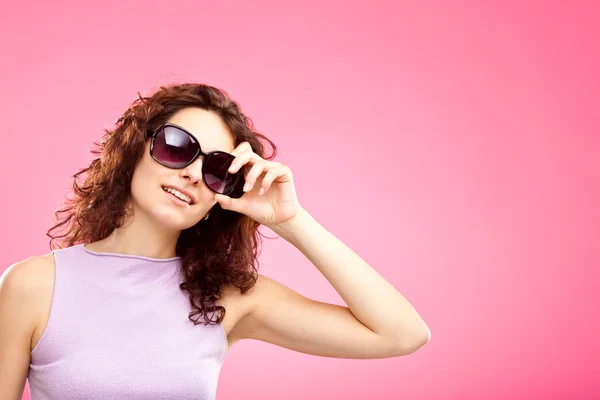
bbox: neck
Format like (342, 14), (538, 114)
(89, 204), (182, 259)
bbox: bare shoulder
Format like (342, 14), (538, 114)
(1, 254), (54, 298)
(0, 253), (55, 351)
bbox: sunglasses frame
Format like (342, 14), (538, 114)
(148, 122), (245, 198)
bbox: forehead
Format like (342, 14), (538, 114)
(166, 107), (236, 153)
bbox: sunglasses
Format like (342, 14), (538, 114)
(148, 122), (246, 199)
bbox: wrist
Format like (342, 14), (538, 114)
(268, 207), (311, 238)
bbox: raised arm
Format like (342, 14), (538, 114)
(215, 142), (431, 359)
(231, 209), (430, 359)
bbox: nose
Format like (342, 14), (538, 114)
(179, 157), (203, 185)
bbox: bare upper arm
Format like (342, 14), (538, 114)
(0, 255), (54, 400)
(231, 274), (411, 359)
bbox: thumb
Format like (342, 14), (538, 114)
(214, 193), (243, 213)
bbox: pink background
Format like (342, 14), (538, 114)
(1, 1), (599, 398)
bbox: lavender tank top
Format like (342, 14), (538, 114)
(28, 243), (228, 400)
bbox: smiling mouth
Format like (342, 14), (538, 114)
(161, 186), (193, 205)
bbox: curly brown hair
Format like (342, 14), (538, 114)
(47, 82), (278, 326)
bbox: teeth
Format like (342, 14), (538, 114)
(163, 187), (192, 204)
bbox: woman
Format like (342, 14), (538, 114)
(0, 83), (430, 399)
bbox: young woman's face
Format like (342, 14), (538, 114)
(129, 107), (236, 232)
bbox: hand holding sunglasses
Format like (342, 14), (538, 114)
(150, 122), (301, 227)
(215, 140), (301, 228)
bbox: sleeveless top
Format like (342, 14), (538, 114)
(28, 243), (228, 400)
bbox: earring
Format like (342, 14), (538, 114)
(203, 212), (210, 221)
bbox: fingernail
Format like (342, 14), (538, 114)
(259, 188), (265, 195)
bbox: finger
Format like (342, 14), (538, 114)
(229, 141), (253, 157)
(258, 167), (281, 195)
(243, 161), (270, 192)
(228, 149), (259, 174)
(259, 164), (285, 195)
(214, 193), (246, 214)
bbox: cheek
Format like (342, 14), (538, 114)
(195, 185), (218, 205)
(130, 160), (160, 195)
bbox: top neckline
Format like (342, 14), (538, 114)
(81, 244), (182, 263)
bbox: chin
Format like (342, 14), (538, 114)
(149, 209), (196, 231)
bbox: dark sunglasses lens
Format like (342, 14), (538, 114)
(153, 126), (198, 167)
(204, 152), (245, 197)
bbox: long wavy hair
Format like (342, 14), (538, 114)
(47, 82), (277, 325)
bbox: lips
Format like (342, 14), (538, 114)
(164, 190), (190, 205)
(161, 185), (196, 205)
